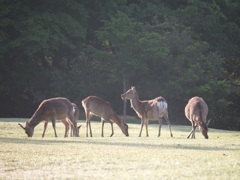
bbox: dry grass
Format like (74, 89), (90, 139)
(0, 118), (240, 179)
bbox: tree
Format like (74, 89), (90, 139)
(0, 0), (239, 130)
(0, 0), (88, 116)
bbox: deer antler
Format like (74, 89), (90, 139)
(18, 123), (26, 130)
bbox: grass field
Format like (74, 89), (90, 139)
(0, 118), (240, 179)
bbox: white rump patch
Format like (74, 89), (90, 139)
(157, 101), (168, 110)
(72, 107), (76, 113)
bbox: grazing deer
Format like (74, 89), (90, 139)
(81, 96), (129, 137)
(185, 96), (210, 139)
(70, 103), (81, 137)
(121, 86), (173, 137)
(18, 97), (78, 137)
(54, 103), (81, 137)
(41, 102), (81, 137)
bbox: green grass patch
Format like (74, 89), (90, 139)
(0, 118), (240, 179)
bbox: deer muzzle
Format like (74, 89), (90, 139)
(121, 94), (126, 100)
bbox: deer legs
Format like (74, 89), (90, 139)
(158, 118), (162, 137)
(139, 120), (144, 137)
(42, 121), (48, 137)
(52, 119), (58, 137)
(61, 119), (70, 138)
(101, 118), (114, 137)
(157, 114), (173, 137)
(110, 122), (114, 137)
(145, 119), (149, 137)
(42, 120), (58, 137)
(86, 116), (92, 137)
(187, 122), (197, 139)
(86, 112), (114, 137)
(42, 119), (72, 138)
(187, 128), (195, 138)
(139, 115), (173, 137)
(163, 113), (173, 137)
(139, 118), (149, 137)
(41, 121), (54, 137)
(86, 120), (92, 137)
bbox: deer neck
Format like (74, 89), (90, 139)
(130, 93), (143, 117)
(110, 112), (121, 126)
(28, 111), (43, 128)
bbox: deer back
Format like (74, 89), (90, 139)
(141, 97), (168, 119)
(82, 96), (113, 118)
(33, 97), (73, 122)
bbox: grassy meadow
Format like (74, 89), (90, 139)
(0, 118), (240, 179)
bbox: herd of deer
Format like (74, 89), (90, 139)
(18, 86), (210, 139)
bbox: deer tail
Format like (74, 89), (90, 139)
(157, 99), (168, 111)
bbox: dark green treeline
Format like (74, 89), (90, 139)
(0, 0), (239, 130)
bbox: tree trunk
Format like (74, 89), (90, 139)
(122, 75), (128, 116)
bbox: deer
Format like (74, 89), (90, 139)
(185, 96), (210, 139)
(81, 96), (129, 137)
(53, 102), (81, 137)
(40, 102), (81, 137)
(121, 86), (173, 137)
(18, 97), (79, 137)
(69, 103), (81, 137)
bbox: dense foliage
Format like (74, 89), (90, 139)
(0, 0), (239, 130)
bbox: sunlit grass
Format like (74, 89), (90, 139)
(0, 118), (240, 179)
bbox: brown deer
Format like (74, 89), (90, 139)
(18, 97), (78, 137)
(121, 86), (173, 137)
(81, 96), (129, 137)
(49, 102), (81, 137)
(69, 103), (81, 137)
(185, 96), (210, 139)
(40, 102), (81, 137)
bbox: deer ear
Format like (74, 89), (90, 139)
(207, 119), (211, 126)
(18, 123), (26, 130)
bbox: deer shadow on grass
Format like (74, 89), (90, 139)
(0, 137), (239, 152)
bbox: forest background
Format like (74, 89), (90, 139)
(0, 0), (239, 130)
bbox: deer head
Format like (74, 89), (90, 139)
(199, 121), (209, 139)
(200, 119), (211, 139)
(18, 122), (34, 137)
(121, 86), (137, 100)
(120, 119), (129, 137)
(200, 127), (208, 139)
(75, 125), (82, 137)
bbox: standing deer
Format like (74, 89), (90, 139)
(18, 97), (78, 137)
(185, 96), (210, 139)
(121, 86), (173, 137)
(81, 96), (129, 137)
